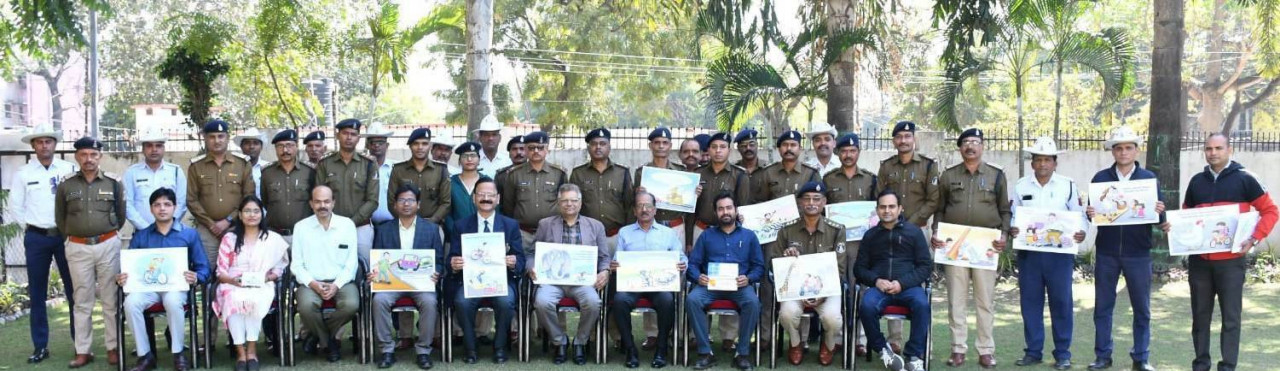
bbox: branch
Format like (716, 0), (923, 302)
(263, 53), (300, 126)
(1217, 46), (1254, 95)
(1221, 77), (1280, 135)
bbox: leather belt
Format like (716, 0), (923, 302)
(663, 218), (684, 228)
(606, 227), (620, 237)
(68, 230), (118, 245)
(271, 227), (293, 236)
(520, 226), (538, 234)
(26, 225), (60, 237)
(696, 220), (711, 230)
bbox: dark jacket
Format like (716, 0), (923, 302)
(1183, 161), (1279, 260)
(1091, 162), (1164, 257)
(446, 212), (525, 302)
(371, 216), (445, 278)
(853, 217), (932, 290)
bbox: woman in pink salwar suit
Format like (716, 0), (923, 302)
(212, 196), (289, 371)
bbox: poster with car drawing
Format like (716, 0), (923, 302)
(933, 223), (1001, 271)
(826, 201), (878, 242)
(1167, 205), (1241, 256)
(370, 249), (436, 292)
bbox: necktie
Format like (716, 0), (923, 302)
(484, 220), (491, 233)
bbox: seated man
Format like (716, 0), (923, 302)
(773, 182), (847, 366)
(855, 190), (933, 371)
(531, 183), (610, 365)
(370, 184), (444, 369)
(291, 185), (361, 362)
(448, 178), (524, 364)
(611, 191), (686, 369)
(686, 192), (765, 371)
(116, 188), (210, 371)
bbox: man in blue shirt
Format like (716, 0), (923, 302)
(123, 129), (187, 231)
(610, 191), (687, 368)
(686, 192), (764, 371)
(115, 188), (210, 371)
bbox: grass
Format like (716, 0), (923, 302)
(0, 281), (1278, 370)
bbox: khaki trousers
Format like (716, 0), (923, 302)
(66, 236), (122, 354)
(779, 297), (843, 349)
(944, 264), (997, 355)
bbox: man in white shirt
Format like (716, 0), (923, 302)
(291, 185), (361, 363)
(235, 128), (267, 198)
(123, 129), (187, 231)
(473, 114), (511, 178)
(10, 125), (77, 364)
(803, 122), (841, 175)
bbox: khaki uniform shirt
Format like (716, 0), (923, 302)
(186, 153), (256, 228)
(55, 171), (125, 237)
(388, 159), (453, 224)
(570, 161), (633, 233)
(635, 161), (687, 223)
(876, 153), (941, 227)
(260, 161), (315, 233)
(823, 167), (878, 203)
(936, 162), (1012, 232)
(773, 217), (849, 280)
(497, 162), (568, 229)
(735, 159), (766, 205)
(315, 152), (380, 226)
(693, 163), (752, 226)
(755, 162), (819, 202)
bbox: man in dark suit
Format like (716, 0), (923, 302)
(370, 184), (445, 369)
(447, 177), (525, 364)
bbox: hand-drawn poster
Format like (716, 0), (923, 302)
(1233, 211), (1260, 253)
(707, 262), (739, 291)
(534, 243), (598, 286)
(121, 248), (189, 293)
(461, 233), (508, 298)
(1167, 205), (1240, 256)
(615, 251), (681, 292)
(1089, 179), (1159, 226)
(739, 195), (800, 244)
(371, 249), (437, 292)
(772, 252), (842, 301)
(826, 201), (878, 241)
(933, 223), (1001, 271)
(641, 166), (700, 213)
(1013, 207), (1087, 254)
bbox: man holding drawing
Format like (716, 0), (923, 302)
(530, 183), (611, 365)
(629, 127), (688, 352)
(1179, 133), (1278, 371)
(773, 181), (847, 366)
(1007, 137), (1087, 370)
(369, 184), (444, 369)
(610, 191), (687, 368)
(447, 177), (524, 364)
(686, 192), (765, 371)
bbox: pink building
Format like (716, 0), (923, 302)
(0, 55), (90, 138)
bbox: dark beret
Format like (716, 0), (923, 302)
(455, 141), (482, 155)
(303, 130), (326, 143)
(585, 128), (611, 142)
(957, 127), (984, 147)
(336, 118), (362, 131)
(202, 120), (229, 134)
(647, 127), (672, 141)
(693, 134), (711, 151)
(776, 130), (802, 147)
(407, 128), (432, 144)
(892, 121), (917, 136)
(734, 129), (759, 143)
(708, 132), (733, 146)
(796, 181), (827, 196)
(73, 136), (103, 151)
(835, 133), (860, 149)
(272, 129), (298, 144)
(524, 131), (550, 144)
(506, 135), (525, 150)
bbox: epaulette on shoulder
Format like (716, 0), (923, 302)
(190, 154), (206, 164)
(229, 152), (249, 161)
(946, 162), (964, 171)
(320, 152), (341, 162)
(918, 153), (934, 162)
(823, 218), (845, 230)
(880, 156), (895, 163)
(546, 163), (567, 173)
(729, 164), (747, 172)
(985, 162), (1004, 171)
(102, 171), (121, 181)
(430, 159), (448, 167)
(859, 167), (876, 177)
(360, 153), (376, 162)
(800, 162), (820, 172)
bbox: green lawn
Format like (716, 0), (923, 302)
(1, 281), (1278, 370)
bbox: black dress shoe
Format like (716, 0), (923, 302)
(463, 351), (478, 364)
(416, 354), (433, 369)
(1131, 361), (1155, 371)
(172, 351), (190, 371)
(554, 344), (568, 364)
(325, 339), (342, 362)
(651, 349), (669, 369)
(1088, 358), (1113, 370)
(303, 336), (319, 355)
(246, 358), (260, 371)
(493, 348), (508, 364)
(28, 348), (50, 364)
(624, 348), (640, 368)
(1055, 359), (1073, 370)
(574, 344), (588, 365)
(377, 352), (396, 368)
(128, 353), (157, 371)
(1016, 355), (1044, 366)
(692, 354), (717, 370)
(734, 354), (755, 370)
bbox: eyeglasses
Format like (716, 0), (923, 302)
(960, 139), (983, 147)
(636, 204), (656, 210)
(241, 208), (262, 215)
(475, 192), (498, 199)
(396, 197), (418, 204)
(460, 153), (479, 159)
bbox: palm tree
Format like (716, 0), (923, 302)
(1041, 0), (1136, 140)
(352, 1), (463, 117)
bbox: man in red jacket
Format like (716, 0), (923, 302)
(1176, 133), (1278, 371)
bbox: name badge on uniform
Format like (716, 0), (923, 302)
(1022, 195), (1033, 201)
(229, 173), (239, 177)
(137, 178), (148, 183)
(27, 181), (38, 185)
(99, 190), (112, 195)
(339, 244), (349, 249)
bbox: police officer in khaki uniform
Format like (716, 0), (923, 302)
(58, 137), (127, 368)
(260, 129), (315, 244)
(496, 131), (568, 250)
(570, 128), (633, 250)
(389, 127), (453, 224)
(734, 129), (766, 197)
(315, 118), (381, 262)
(186, 120), (256, 260)
(772, 181), (847, 366)
(931, 128), (1012, 369)
(303, 130), (328, 166)
(876, 121), (940, 229)
(821, 133), (879, 356)
(755, 130), (819, 203)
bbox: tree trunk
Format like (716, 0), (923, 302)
(1053, 62), (1063, 141)
(33, 69), (64, 131)
(825, 0), (856, 134)
(1016, 93), (1025, 179)
(466, 0), (495, 137)
(1149, 0), (1184, 272)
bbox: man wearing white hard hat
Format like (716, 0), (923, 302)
(1007, 137), (1087, 370)
(803, 122), (841, 175)
(1084, 127), (1163, 371)
(123, 129), (188, 231)
(234, 128), (268, 198)
(431, 135), (462, 176)
(472, 114), (511, 178)
(362, 122), (396, 226)
(12, 125), (78, 364)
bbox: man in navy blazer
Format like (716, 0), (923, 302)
(447, 177), (525, 364)
(369, 184), (445, 369)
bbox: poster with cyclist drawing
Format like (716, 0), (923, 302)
(461, 233), (509, 298)
(120, 248), (189, 293)
(370, 249), (437, 292)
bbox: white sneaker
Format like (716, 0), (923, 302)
(880, 346), (904, 371)
(905, 357), (926, 371)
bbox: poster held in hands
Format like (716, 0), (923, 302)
(933, 223), (1000, 271)
(772, 252), (842, 301)
(1088, 179), (1160, 226)
(615, 251), (682, 292)
(533, 243), (598, 286)
(1012, 206), (1087, 254)
(826, 201), (878, 242)
(121, 248), (190, 293)
(1167, 205), (1242, 256)
(641, 166), (700, 213)
(371, 249), (437, 292)
(461, 233), (509, 298)
(739, 195), (800, 244)
(1233, 211), (1260, 253)
(707, 262), (738, 291)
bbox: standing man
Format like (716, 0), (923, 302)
(570, 127), (633, 251)
(530, 184), (611, 365)
(474, 115), (511, 178)
(686, 193), (764, 371)
(260, 129), (315, 243)
(506, 135), (527, 167)
(187, 120), (256, 261)
(390, 127), (453, 226)
(370, 184), (444, 370)
(497, 131), (568, 251)
(124, 129), (187, 231)
(931, 128), (1011, 369)
(363, 123), (396, 227)
(448, 178), (524, 364)
(304, 130), (328, 166)
(611, 191), (687, 368)
(680, 137), (704, 173)
(734, 129), (766, 196)
(1181, 133), (1278, 371)
(856, 189), (933, 371)
(804, 122), (841, 175)
(291, 186), (361, 362)
(1008, 137), (1087, 370)
(822, 133), (878, 356)
(58, 137), (127, 368)
(1085, 127), (1164, 371)
(315, 118), (380, 262)
(11, 125), (77, 364)
(431, 136), (461, 175)
(773, 182), (847, 366)
(234, 128), (267, 198)
(875, 121), (938, 354)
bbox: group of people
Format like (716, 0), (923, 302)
(8, 116), (1275, 371)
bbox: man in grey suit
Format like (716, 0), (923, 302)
(530, 183), (612, 365)
(369, 184), (444, 370)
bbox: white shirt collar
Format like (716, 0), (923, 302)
(477, 212), (497, 230)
